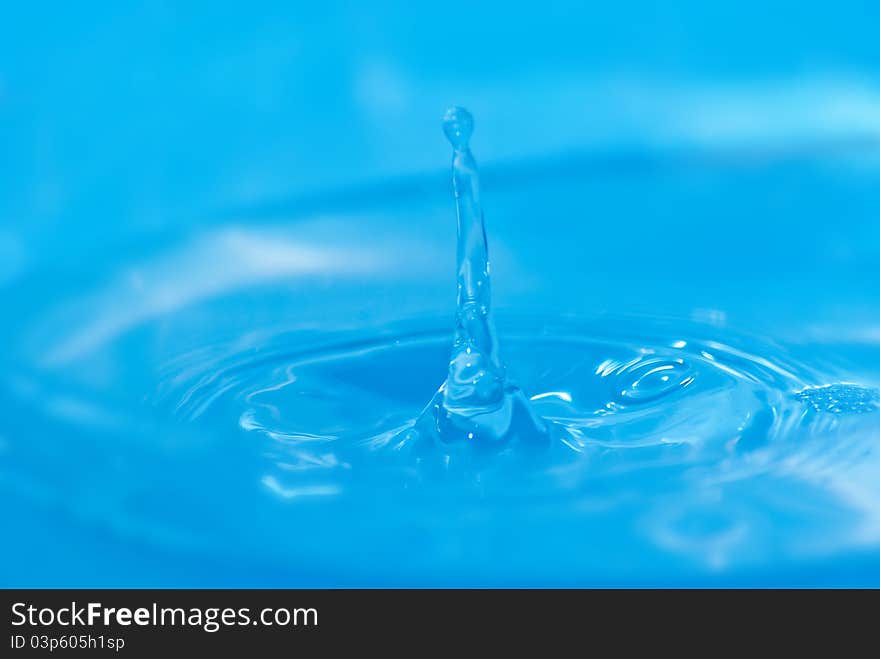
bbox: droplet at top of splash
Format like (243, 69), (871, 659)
(442, 106), (474, 151)
(409, 107), (550, 452)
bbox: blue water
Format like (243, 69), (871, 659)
(3, 2), (880, 586)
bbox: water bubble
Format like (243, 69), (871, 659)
(795, 383), (880, 414)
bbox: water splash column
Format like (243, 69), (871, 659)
(410, 107), (550, 450)
(442, 107), (506, 411)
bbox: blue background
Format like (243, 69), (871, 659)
(2, 2), (880, 586)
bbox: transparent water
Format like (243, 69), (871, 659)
(408, 107), (551, 451)
(4, 109), (880, 586)
(4, 3), (880, 585)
